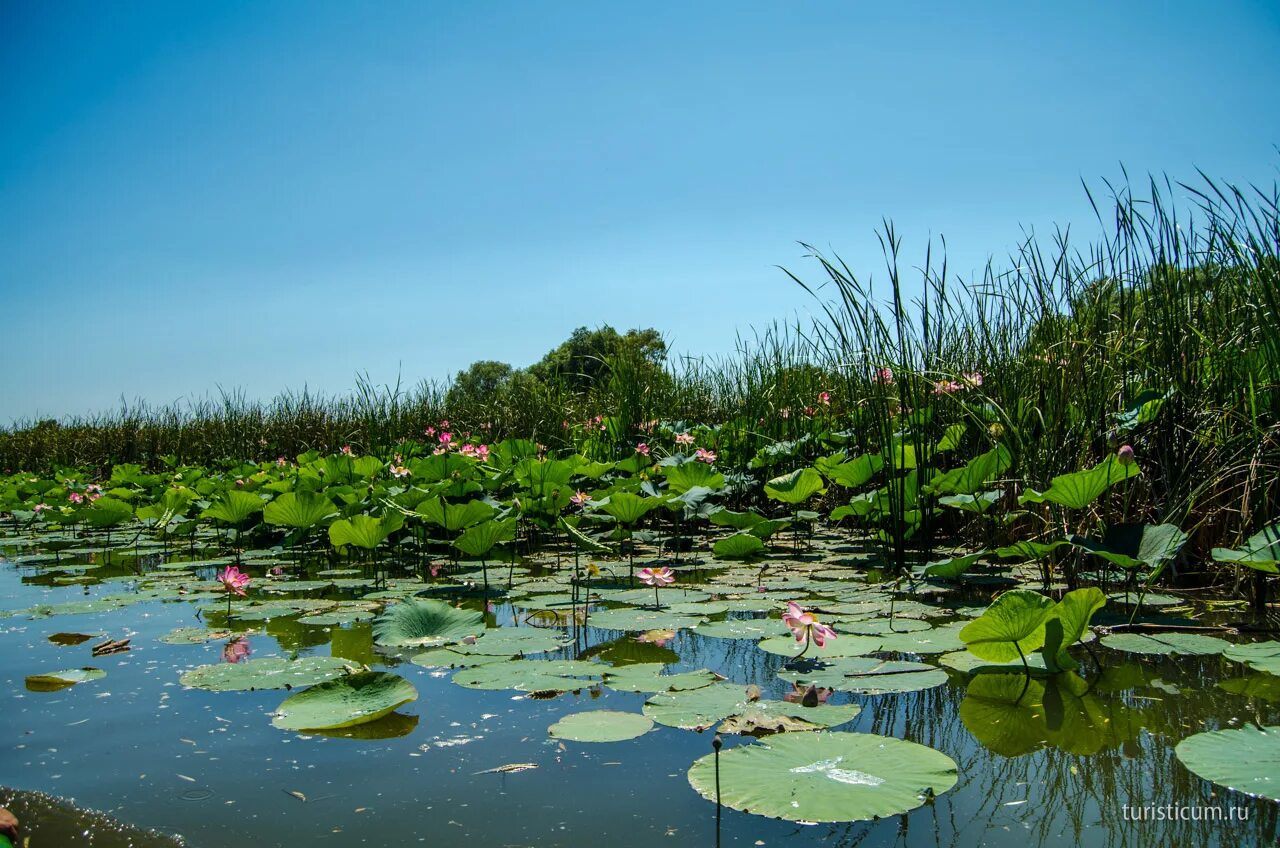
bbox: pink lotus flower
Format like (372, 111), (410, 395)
(341, 445), (353, 456)
(674, 433), (695, 446)
(571, 490), (590, 507)
(933, 380), (963, 395)
(276, 456), (287, 467)
(68, 492), (84, 504)
(438, 432), (453, 445)
(638, 566), (676, 587)
(635, 443), (651, 456)
(389, 464), (411, 479)
(86, 484), (103, 496)
(222, 637), (251, 664)
(424, 426), (437, 437)
(33, 503), (48, 514)
(694, 448), (717, 464)
(782, 602), (837, 654)
(1117, 444), (1135, 465)
(874, 367), (894, 385)
(439, 420), (449, 428)
(818, 391), (831, 406)
(217, 565), (251, 597)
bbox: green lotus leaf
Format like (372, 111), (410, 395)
(923, 551), (987, 579)
(271, 671), (417, 731)
(662, 461), (725, 494)
(816, 453), (884, 489)
(328, 512), (402, 550)
(1018, 456), (1139, 509)
(938, 650), (1049, 675)
(372, 599), (484, 648)
(450, 628), (567, 657)
(202, 490), (267, 525)
(927, 445), (1012, 496)
(779, 657), (948, 694)
(756, 632), (882, 659)
(1213, 523), (1280, 573)
(1175, 724), (1280, 801)
(1039, 587), (1106, 671)
(416, 497), (495, 532)
(937, 489), (1002, 514)
(712, 533), (766, 561)
(1219, 675), (1280, 702)
(180, 656), (354, 691)
(263, 491), (338, 530)
(709, 509), (766, 530)
(450, 659), (605, 693)
(1223, 641), (1280, 675)
(959, 589), (1055, 662)
(159, 627), (235, 645)
(585, 607), (706, 632)
(454, 518), (517, 558)
(1100, 632), (1231, 656)
(597, 492), (660, 526)
(25, 667), (107, 692)
(1069, 523), (1188, 573)
(686, 732), (957, 822)
(601, 663), (719, 693)
(547, 710), (654, 742)
(764, 468), (826, 505)
(959, 673), (1048, 756)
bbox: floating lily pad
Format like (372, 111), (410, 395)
(25, 667), (106, 692)
(159, 627), (234, 645)
(938, 650), (1049, 675)
(1224, 641), (1280, 675)
(779, 657), (948, 694)
(409, 649), (509, 669)
(597, 587), (712, 605)
(686, 732), (957, 822)
(756, 633), (882, 659)
(180, 656), (354, 691)
(47, 632), (98, 646)
(372, 599), (484, 648)
(452, 628), (568, 657)
(586, 607), (705, 632)
(601, 663), (719, 693)
(547, 710), (654, 742)
(838, 618), (932, 636)
(297, 609), (379, 626)
(1100, 632), (1231, 656)
(451, 659), (605, 693)
(272, 671), (418, 731)
(1175, 724), (1280, 801)
(643, 682), (860, 732)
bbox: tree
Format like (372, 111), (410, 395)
(446, 361), (514, 408)
(527, 326), (667, 392)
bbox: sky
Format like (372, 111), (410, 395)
(2, 1), (1278, 424)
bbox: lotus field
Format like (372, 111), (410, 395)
(2, 176), (1279, 846)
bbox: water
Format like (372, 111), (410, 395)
(1, 531), (1277, 847)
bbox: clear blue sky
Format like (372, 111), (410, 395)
(2, 1), (1278, 424)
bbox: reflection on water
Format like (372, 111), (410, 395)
(0, 533), (1278, 848)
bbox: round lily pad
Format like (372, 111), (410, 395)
(180, 656), (355, 691)
(451, 628), (568, 657)
(838, 618), (932, 636)
(298, 609), (379, 626)
(779, 657), (949, 694)
(938, 650), (1049, 675)
(548, 710), (654, 742)
(1100, 632), (1231, 656)
(586, 607), (705, 632)
(272, 671), (418, 731)
(159, 627), (235, 645)
(756, 633), (882, 659)
(693, 619), (782, 640)
(409, 649), (509, 669)
(1224, 641), (1280, 675)
(687, 732), (957, 822)
(643, 683), (860, 732)
(1175, 724), (1280, 801)
(451, 659), (605, 693)
(601, 663), (719, 693)
(25, 667), (106, 692)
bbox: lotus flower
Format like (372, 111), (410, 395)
(571, 490), (590, 507)
(963, 372), (984, 387)
(1118, 444), (1135, 465)
(818, 391), (831, 405)
(86, 484), (103, 496)
(68, 492), (84, 504)
(341, 445), (353, 456)
(217, 565), (251, 597)
(439, 432), (453, 445)
(276, 456), (287, 467)
(874, 367), (894, 385)
(638, 566), (676, 609)
(694, 448), (717, 464)
(782, 602), (837, 656)
(389, 464), (411, 479)
(222, 636), (251, 664)
(424, 426), (437, 437)
(635, 442), (651, 456)
(675, 433), (695, 446)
